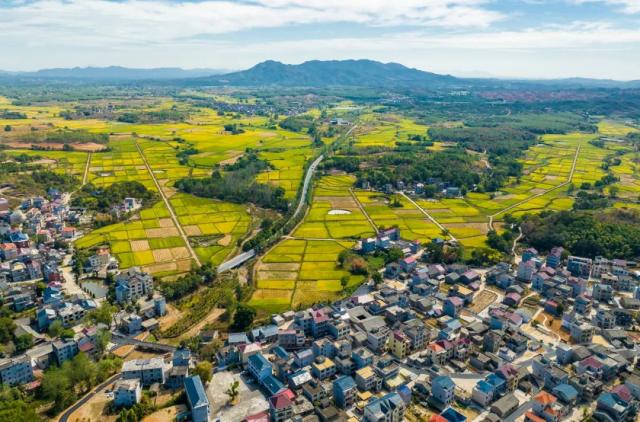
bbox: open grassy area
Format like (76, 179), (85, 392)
(355, 114), (429, 147)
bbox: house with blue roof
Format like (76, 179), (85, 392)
(431, 376), (455, 407)
(472, 380), (495, 406)
(184, 375), (210, 422)
(363, 392), (406, 421)
(248, 353), (272, 382)
(595, 392), (631, 422)
(262, 374), (285, 396)
(333, 375), (357, 408)
(486, 373), (507, 394)
(228, 332), (249, 346)
(9, 231), (29, 247)
(552, 383), (579, 405)
(440, 406), (467, 422)
(250, 324), (278, 343)
(472, 372), (506, 406)
(293, 348), (314, 368)
(172, 348), (191, 367)
(397, 383), (412, 404)
(272, 346), (289, 361)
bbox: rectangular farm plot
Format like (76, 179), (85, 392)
(253, 239), (361, 311)
(293, 175), (376, 239)
(88, 140), (154, 189)
(169, 193), (251, 266)
(354, 192), (442, 242)
(74, 200), (195, 275)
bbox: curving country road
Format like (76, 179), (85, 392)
(292, 153), (324, 221)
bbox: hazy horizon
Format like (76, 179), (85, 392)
(2, 0), (640, 80)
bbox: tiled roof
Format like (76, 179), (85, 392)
(534, 391), (557, 405)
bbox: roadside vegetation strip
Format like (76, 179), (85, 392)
(134, 140), (201, 267)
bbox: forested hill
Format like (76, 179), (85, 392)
(199, 59), (461, 88)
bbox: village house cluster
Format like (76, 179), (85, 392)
(210, 229), (640, 422)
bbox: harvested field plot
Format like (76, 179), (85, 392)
(75, 201), (192, 275)
(170, 193), (251, 266)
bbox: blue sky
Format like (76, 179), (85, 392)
(1, 0), (639, 79)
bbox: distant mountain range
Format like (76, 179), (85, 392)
(0, 66), (226, 81)
(1, 60), (638, 89)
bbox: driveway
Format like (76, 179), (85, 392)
(207, 370), (268, 422)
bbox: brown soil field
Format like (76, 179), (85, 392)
(130, 239), (150, 252)
(170, 247), (191, 260)
(146, 227), (179, 238)
(184, 225), (202, 236)
(144, 261), (177, 274)
(257, 270), (298, 280)
(260, 262), (301, 271)
(152, 248), (174, 262)
(217, 234), (232, 246)
(176, 259), (193, 272)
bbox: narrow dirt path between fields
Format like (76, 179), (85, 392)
(349, 188), (379, 234)
(82, 152), (92, 185)
(134, 140), (201, 266)
(398, 191), (456, 242)
(488, 144), (581, 230)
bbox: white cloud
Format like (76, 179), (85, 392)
(571, 0), (640, 14)
(0, 0), (504, 49)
